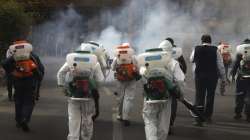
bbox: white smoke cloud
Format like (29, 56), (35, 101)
(31, 0), (250, 56)
(29, 0), (250, 83)
(90, 26), (122, 58)
(31, 5), (84, 56)
(92, 0), (204, 54)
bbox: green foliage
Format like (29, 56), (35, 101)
(0, 0), (33, 61)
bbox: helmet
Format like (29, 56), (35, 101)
(158, 40), (173, 52)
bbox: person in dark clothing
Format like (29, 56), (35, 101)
(230, 39), (250, 122)
(190, 34), (226, 125)
(6, 50), (44, 101)
(1, 40), (43, 132)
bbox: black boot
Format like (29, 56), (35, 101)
(16, 122), (21, 128)
(234, 114), (242, 120)
(123, 120), (131, 127)
(21, 122), (30, 132)
(246, 116), (250, 123)
(193, 118), (204, 127)
(168, 126), (174, 135)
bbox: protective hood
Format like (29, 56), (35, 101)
(158, 40), (173, 52)
(76, 42), (103, 55)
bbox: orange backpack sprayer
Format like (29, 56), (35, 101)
(114, 43), (137, 81)
(9, 41), (37, 78)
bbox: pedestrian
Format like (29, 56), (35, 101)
(6, 49), (44, 101)
(137, 46), (185, 140)
(76, 41), (111, 120)
(217, 42), (232, 96)
(230, 38), (250, 122)
(111, 43), (140, 126)
(57, 48), (104, 140)
(158, 37), (187, 134)
(1, 39), (43, 132)
(190, 34), (226, 125)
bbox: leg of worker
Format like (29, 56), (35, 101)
(67, 100), (81, 140)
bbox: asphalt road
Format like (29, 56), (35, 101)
(0, 57), (249, 140)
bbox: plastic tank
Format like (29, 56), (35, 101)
(137, 48), (171, 68)
(66, 52), (98, 73)
(9, 42), (33, 61)
(236, 44), (250, 55)
(115, 44), (135, 64)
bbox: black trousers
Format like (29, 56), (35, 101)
(195, 75), (218, 119)
(170, 96), (177, 126)
(235, 78), (250, 117)
(235, 92), (250, 117)
(14, 92), (34, 124)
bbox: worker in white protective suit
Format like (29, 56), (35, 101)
(77, 41), (111, 77)
(57, 50), (104, 140)
(76, 41), (111, 120)
(158, 38), (187, 134)
(137, 47), (185, 140)
(111, 43), (140, 126)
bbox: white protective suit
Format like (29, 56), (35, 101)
(138, 49), (185, 140)
(77, 42), (110, 78)
(57, 52), (104, 140)
(111, 56), (139, 121)
(158, 39), (183, 60)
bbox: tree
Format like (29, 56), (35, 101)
(0, 0), (32, 61)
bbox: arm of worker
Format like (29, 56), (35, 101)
(132, 56), (142, 81)
(57, 62), (70, 87)
(1, 56), (15, 74)
(6, 49), (13, 58)
(111, 57), (118, 71)
(230, 54), (241, 78)
(216, 50), (226, 81)
(173, 60), (185, 84)
(93, 62), (105, 87)
(171, 59), (185, 100)
(31, 52), (45, 76)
